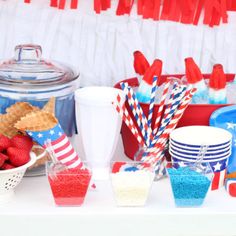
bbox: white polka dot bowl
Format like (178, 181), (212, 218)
(0, 152), (37, 204)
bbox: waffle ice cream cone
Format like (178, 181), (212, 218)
(15, 111), (58, 131)
(0, 102), (40, 137)
(6, 102), (39, 119)
(42, 97), (55, 114)
(0, 117), (19, 137)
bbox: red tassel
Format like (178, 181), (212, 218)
(101, 0), (111, 10)
(231, 0), (236, 10)
(137, 0), (144, 15)
(94, 0), (101, 13)
(24, 0), (31, 3)
(204, 0), (228, 27)
(226, 0), (232, 9)
(70, 0), (78, 9)
(58, 0), (66, 9)
(180, 0), (198, 24)
(203, 0), (213, 25)
(116, 0), (126, 15)
(116, 0), (134, 15)
(167, 0), (181, 22)
(193, 0), (205, 25)
(50, 0), (58, 7)
(153, 0), (161, 20)
(220, 0), (228, 23)
(210, 7), (221, 27)
(160, 0), (172, 20)
(143, 0), (155, 19)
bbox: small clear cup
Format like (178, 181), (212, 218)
(46, 161), (92, 206)
(110, 161), (155, 207)
(166, 162), (213, 207)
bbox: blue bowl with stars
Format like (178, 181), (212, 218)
(210, 105), (236, 174)
(166, 162), (213, 207)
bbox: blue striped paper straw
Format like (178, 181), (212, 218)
(149, 86), (187, 148)
(147, 76), (158, 145)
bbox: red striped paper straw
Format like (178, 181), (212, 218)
(127, 86), (149, 137)
(142, 88), (196, 165)
(112, 96), (145, 147)
(154, 85), (186, 142)
(153, 81), (171, 135)
(121, 82), (149, 145)
(152, 88), (194, 150)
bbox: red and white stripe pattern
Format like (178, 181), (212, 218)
(28, 124), (84, 169)
(153, 80), (171, 135)
(45, 134), (83, 169)
(113, 94), (145, 147)
(212, 169), (227, 190)
(141, 88), (196, 166)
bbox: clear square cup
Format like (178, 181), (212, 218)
(166, 162), (214, 207)
(110, 161), (155, 207)
(46, 162), (92, 206)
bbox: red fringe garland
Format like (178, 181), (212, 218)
(94, 0), (111, 13)
(116, 0), (134, 15)
(23, 0), (232, 26)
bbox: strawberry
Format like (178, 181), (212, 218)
(7, 147), (30, 167)
(11, 135), (33, 152)
(0, 134), (12, 151)
(0, 153), (8, 167)
(1, 163), (15, 170)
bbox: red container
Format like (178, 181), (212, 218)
(114, 74), (235, 160)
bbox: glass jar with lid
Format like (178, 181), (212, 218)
(0, 44), (79, 136)
(0, 44), (80, 175)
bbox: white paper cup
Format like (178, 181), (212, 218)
(75, 87), (125, 180)
(170, 126), (232, 146)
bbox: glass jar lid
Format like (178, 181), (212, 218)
(0, 44), (79, 87)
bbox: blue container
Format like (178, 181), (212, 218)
(166, 162), (213, 207)
(0, 44), (79, 137)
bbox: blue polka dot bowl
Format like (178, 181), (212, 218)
(166, 162), (213, 207)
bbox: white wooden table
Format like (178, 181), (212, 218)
(0, 137), (236, 236)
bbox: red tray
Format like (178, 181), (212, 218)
(114, 74), (235, 160)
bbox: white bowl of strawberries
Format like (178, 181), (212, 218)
(0, 134), (38, 203)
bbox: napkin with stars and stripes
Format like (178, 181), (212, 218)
(27, 124), (83, 169)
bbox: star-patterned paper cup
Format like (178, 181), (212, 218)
(27, 124), (83, 169)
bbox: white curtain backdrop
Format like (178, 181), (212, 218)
(0, 0), (236, 87)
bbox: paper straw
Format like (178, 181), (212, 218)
(151, 85), (187, 147)
(153, 81), (171, 135)
(112, 95), (145, 147)
(154, 158), (168, 179)
(120, 82), (150, 145)
(152, 89), (194, 150)
(141, 88), (196, 166)
(147, 76), (158, 145)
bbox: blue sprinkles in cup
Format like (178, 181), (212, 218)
(167, 165), (212, 207)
